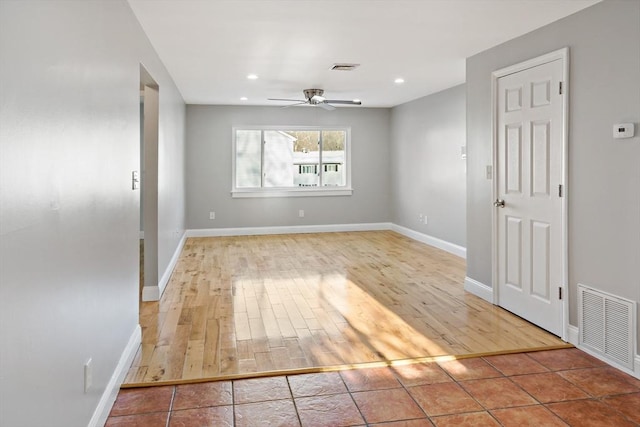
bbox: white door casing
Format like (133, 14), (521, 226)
(492, 49), (568, 338)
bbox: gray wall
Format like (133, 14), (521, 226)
(186, 106), (390, 228)
(390, 85), (467, 247)
(0, 1), (186, 426)
(466, 0), (640, 338)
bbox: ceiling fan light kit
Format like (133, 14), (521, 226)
(268, 89), (362, 111)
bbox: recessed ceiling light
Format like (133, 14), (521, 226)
(240, 97), (248, 101)
(353, 99), (361, 103)
(247, 74), (258, 80)
(394, 78), (405, 84)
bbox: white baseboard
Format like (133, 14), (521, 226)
(88, 324), (141, 427)
(390, 224), (466, 259)
(186, 222), (393, 238)
(141, 284), (159, 301)
(142, 231), (187, 302)
(567, 324), (579, 346)
(464, 277), (493, 303)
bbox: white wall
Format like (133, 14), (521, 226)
(186, 106), (390, 229)
(390, 85), (466, 247)
(466, 1), (639, 339)
(0, 1), (185, 426)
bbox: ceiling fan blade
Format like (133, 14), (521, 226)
(268, 98), (306, 102)
(325, 99), (362, 105)
(280, 102), (308, 109)
(317, 102), (336, 111)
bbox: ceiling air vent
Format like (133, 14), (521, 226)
(331, 63), (360, 71)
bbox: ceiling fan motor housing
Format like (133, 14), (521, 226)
(304, 88), (325, 104)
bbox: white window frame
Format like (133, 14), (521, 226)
(231, 126), (353, 198)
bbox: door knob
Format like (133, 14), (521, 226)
(494, 199), (505, 208)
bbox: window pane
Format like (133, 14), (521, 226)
(277, 130), (320, 188)
(262, 131), (293, 187)
(235, 130), (262, 188)
(322, 130), (346, 186)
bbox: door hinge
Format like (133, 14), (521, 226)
(559, 82), (563, 95)
(558, 184), (563, 197)
(559, 287), (563, 300)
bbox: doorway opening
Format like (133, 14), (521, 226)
(140, 65), (160, 301)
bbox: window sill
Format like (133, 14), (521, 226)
(231, 188), (353, 198)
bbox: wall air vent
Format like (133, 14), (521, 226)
(578, 284), (635, 371)
(331, 63), (360, 71)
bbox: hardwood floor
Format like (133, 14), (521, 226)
(124, 231), (568, 386)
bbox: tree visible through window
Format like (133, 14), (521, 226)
(234, 127), (349, 192)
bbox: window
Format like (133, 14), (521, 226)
(232, 127), (352, 197)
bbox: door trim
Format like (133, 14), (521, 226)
(490, 47), (570, 341)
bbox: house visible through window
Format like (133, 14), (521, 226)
(233, 127), (351, 197)
(299, 165), (317, 174)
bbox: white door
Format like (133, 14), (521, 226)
(495, 57), (565, 336)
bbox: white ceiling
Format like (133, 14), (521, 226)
(128, 0), (599, 108)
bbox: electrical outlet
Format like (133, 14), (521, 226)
(298, 210), (305, 218)
(418, 213), (423, 222)
(209, 211), (215, 220)
(84, 358), (93, 393)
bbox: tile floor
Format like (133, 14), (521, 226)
(107, 348), (640, 426)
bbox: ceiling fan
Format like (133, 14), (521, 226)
(268, 89), (362, 111)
